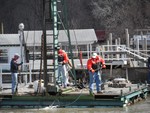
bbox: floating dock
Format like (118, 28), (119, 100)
(0, 83), (149, 108)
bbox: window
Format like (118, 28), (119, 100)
(0, 49), (8, 63)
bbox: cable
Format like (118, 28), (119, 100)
(60, 89), (84, 107)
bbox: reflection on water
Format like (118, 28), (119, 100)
(0, 97), (150, 113)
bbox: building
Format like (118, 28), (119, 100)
(0, 34), (24, 70)
(0, 29), (98, 70)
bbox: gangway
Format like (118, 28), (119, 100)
(97, 45), (149, 63)
(117, 46), (148, 63)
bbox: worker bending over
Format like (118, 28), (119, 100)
(57, 49), (70, 88)
(87, 53), (106, 95)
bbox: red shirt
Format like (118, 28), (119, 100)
(87, 55), (106, 71)
(96, 55), (106, 68)
(87, 58), (98, 71)
(58, 49), (69, 64)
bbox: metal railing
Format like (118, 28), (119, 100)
(0, 63), (32, 89)
(27, 45), (149, 70)
(96, 45), (149, 62)
(96, 45), (128, 61)
(117, 46), (149, 62)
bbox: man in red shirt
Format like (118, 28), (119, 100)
(87, 53), (106, 95)
(57, 49), (69, 88)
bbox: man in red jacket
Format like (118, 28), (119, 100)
(87, 53), (106, 95)
(57, 49), (69, 88)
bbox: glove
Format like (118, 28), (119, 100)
(102, 65), (106, 68)
(90, 69), (95, 73)
(62, 61), (66, 65)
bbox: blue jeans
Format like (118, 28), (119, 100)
(11, 73), (18, 94)
(57, 64), (67, 87)
(88, 71), (101, 93)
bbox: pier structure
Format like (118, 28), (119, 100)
(0, 82), (148, 108)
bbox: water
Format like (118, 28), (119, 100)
(0, 97), (150, 113)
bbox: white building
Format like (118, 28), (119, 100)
(0, 34), (25, 70)
(0, 29), (98, 70)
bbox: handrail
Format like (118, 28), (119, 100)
(0, 63), (32, 89)
(28, 45), (149, 68)
(117, 46), (148, 62)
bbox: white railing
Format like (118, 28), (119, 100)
(96, 45), (149, 62)
(117, 46), (149, 62)
(96, 45), (128, 61)
(0, 63), (32, 89)
(29, 45), (129, 62)
(27, 45), (149, 70)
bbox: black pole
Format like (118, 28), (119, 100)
(42, 0), (48, 90)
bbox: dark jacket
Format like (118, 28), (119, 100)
(147, 57), (150, 69)
(10, 59), (22, 73)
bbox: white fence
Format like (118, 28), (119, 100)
(0, 63), (32, 89)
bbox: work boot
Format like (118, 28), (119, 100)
(97, 91), (103, 94)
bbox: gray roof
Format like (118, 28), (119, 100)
(24, 29), (97, 46)
(0, 34), (20, 45)
(0, 29), (97, 46)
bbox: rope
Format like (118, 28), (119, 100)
(60, 89), (84, 107)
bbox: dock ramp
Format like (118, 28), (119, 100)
(117, 46), (148, 63)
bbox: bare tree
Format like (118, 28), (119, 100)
(0, 0), (150, 42)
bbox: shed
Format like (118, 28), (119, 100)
(0, 34), (23, 70)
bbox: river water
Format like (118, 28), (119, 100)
(0, 96), (150, 113)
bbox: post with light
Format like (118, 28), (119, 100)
(18, 23), (24, 63)
(18, 23), (24, 84)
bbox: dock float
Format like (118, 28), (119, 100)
(0, 83), (149, 108)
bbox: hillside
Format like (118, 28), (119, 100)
(0, 0), (150, 42)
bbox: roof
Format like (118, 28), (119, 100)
(95, 30), (106, 41)
(24, 29), (97, 46)
(0, 29), (97, 46)
(0, 34), (20, 46)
